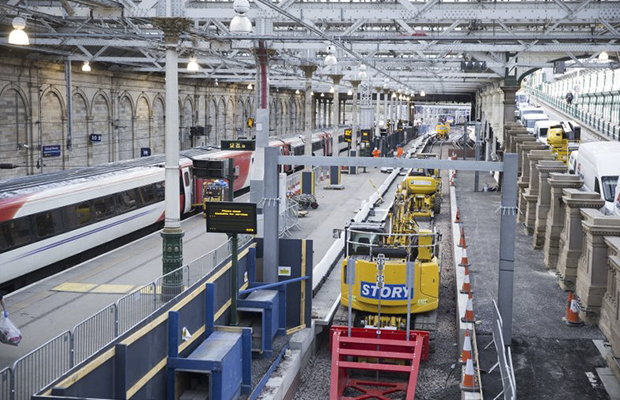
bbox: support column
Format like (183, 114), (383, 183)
(557, 189), (605, 291)
(300, 65), (317, 158)
(250, 42), (270, 207)
(374, 88), (382, 141)
(576, 210), (620, 324)
(349, 80), (361, 159)
(263, 146), (280, 283)
(152, 17), (190, 282)
(543, 173), (583, 269)
(523, 150), (555, 234)
(498, 153), (518, 345)
(330, 74), (343, 156)
(384, 89), (389, 131)
(533, 161), (567, 248)
(600, 237), (620, 360)
(501, 85), (519, 147)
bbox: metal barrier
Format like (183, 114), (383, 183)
(12, 331), (73, 400)
(485, 300), (517, 400)
(73, 304), (117, 365)
(3, 235), (247, 400)
(279, 200), (302, 237)
(1, 367), (12, 400)
(527, 88), (619, 141)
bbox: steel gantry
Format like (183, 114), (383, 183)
(1, 0), (619, 94)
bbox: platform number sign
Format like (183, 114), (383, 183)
(140, 148), (151, 157)
(89, 134), (102, 143)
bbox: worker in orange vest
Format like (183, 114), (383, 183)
(396, 145), (404, 158)
(372, 147), (381, 158)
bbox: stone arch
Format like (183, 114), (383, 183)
(135, 95), (151, 158)
(236, 98), (245, 137)
(207, 97), (217, 145)
(226, 98), (234, 139)
(118, 93), (134, 160)
(278, 98), (286, 136)
(91, 93), (111, 165)
(152, 95), (165, 154)
(181, 96), (193, 149)
(217, 97), (226, 143)
(289, 99), (297, 133)
(40, 89), (65, 172)
(0, 86), (29, 178)
(71, 91), (89, 168)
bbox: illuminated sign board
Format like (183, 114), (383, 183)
(205, 202), (257, 234)
(221, 140), (256, 151)
(344, 129), (352, 143)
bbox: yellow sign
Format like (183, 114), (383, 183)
(247, 117), (254, 128)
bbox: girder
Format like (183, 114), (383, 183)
(0, 0), (619, 95)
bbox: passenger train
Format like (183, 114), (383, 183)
(0, 128), (350, 288)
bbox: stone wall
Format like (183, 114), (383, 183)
(0, 57), (307, 179)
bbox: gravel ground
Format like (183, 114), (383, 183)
(293, 143), (462, 400)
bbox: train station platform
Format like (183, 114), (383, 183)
(454, 170), (613, 399)
(0, 157), (399, 400)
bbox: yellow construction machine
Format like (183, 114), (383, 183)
(436, 123), (450, 140)
(340, 220), (440, 330)
(547, 121), (581, 164)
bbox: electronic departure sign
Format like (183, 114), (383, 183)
(205, 202), (257, 235)
(360, 130), (372, 143)
(221, 140), (256, 151)
(344, 129), (352, 143)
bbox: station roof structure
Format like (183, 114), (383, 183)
(1, 0), (619, 95)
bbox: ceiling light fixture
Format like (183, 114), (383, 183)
(247, 83), (253, 90)
(81, 61), (91, 72)
(187, 57), (200, 72)
(599, 51), (609, 61)
(229, 0), (253, 33)
(8, 17), (29, 46)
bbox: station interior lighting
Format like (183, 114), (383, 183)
(81, 61), (91, 72)
(420, 90), (426, 97)
(599, 51), (609, 61)
(358, 65), (367, 79)
(321, 92), (325, 97)
(329, 86), (335, 93)
(187, 57), (200, 72)
(311, 91), (314, 96)
(229, 0), (252, 33)
(347, 89), (352, 95)
(324, 45), (338, 66)
(8, 17), (29, 46)
(295, 89), (300, 94)
(247, 83), (253, 90)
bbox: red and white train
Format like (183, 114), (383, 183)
(0, 128), (348, 287)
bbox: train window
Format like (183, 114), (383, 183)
(93, 196), (117, 221)
(66, 202), (93, 229)
(0, 217), (31, 252)
(155, 182), (165, 201)
(118, 189), (138, 213)
(35, 211), (63, 239)
(139, 184), (156, 205)
(184, 171), (190, 187)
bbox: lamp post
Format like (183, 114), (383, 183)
(152, 17), (191, 296)
(301, 65), (318, 159)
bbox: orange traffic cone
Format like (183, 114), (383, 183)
(564, 291), (584, 326)
(461, 293), (474, 323)
(461, 358), (477, 392)
(458, 247), (471, 267)
(460, 272), (471, 294)
(461, 329), (472, 364)
(457, 226), (467, 248)
(454, 208), (461, 223)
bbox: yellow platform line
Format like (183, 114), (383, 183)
(52, 283), (139, 294)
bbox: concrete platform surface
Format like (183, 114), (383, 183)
(455, 170), (608, 400)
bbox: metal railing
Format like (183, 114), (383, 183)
(526, 88), (619, 141)
(279, 200), (302, 237)
(485, 300), (517, 400)
(13, 332), (73, 400)
(3, 235), (249, 400)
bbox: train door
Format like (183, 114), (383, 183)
(180, 167), (193, 213)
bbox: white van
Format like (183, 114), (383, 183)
(574, 142), (620, 214)
(568, 150), (578, 174)
(534, 120), (560, 143)
(522, 114), (549, 135)
(518, 106), (545, 121)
